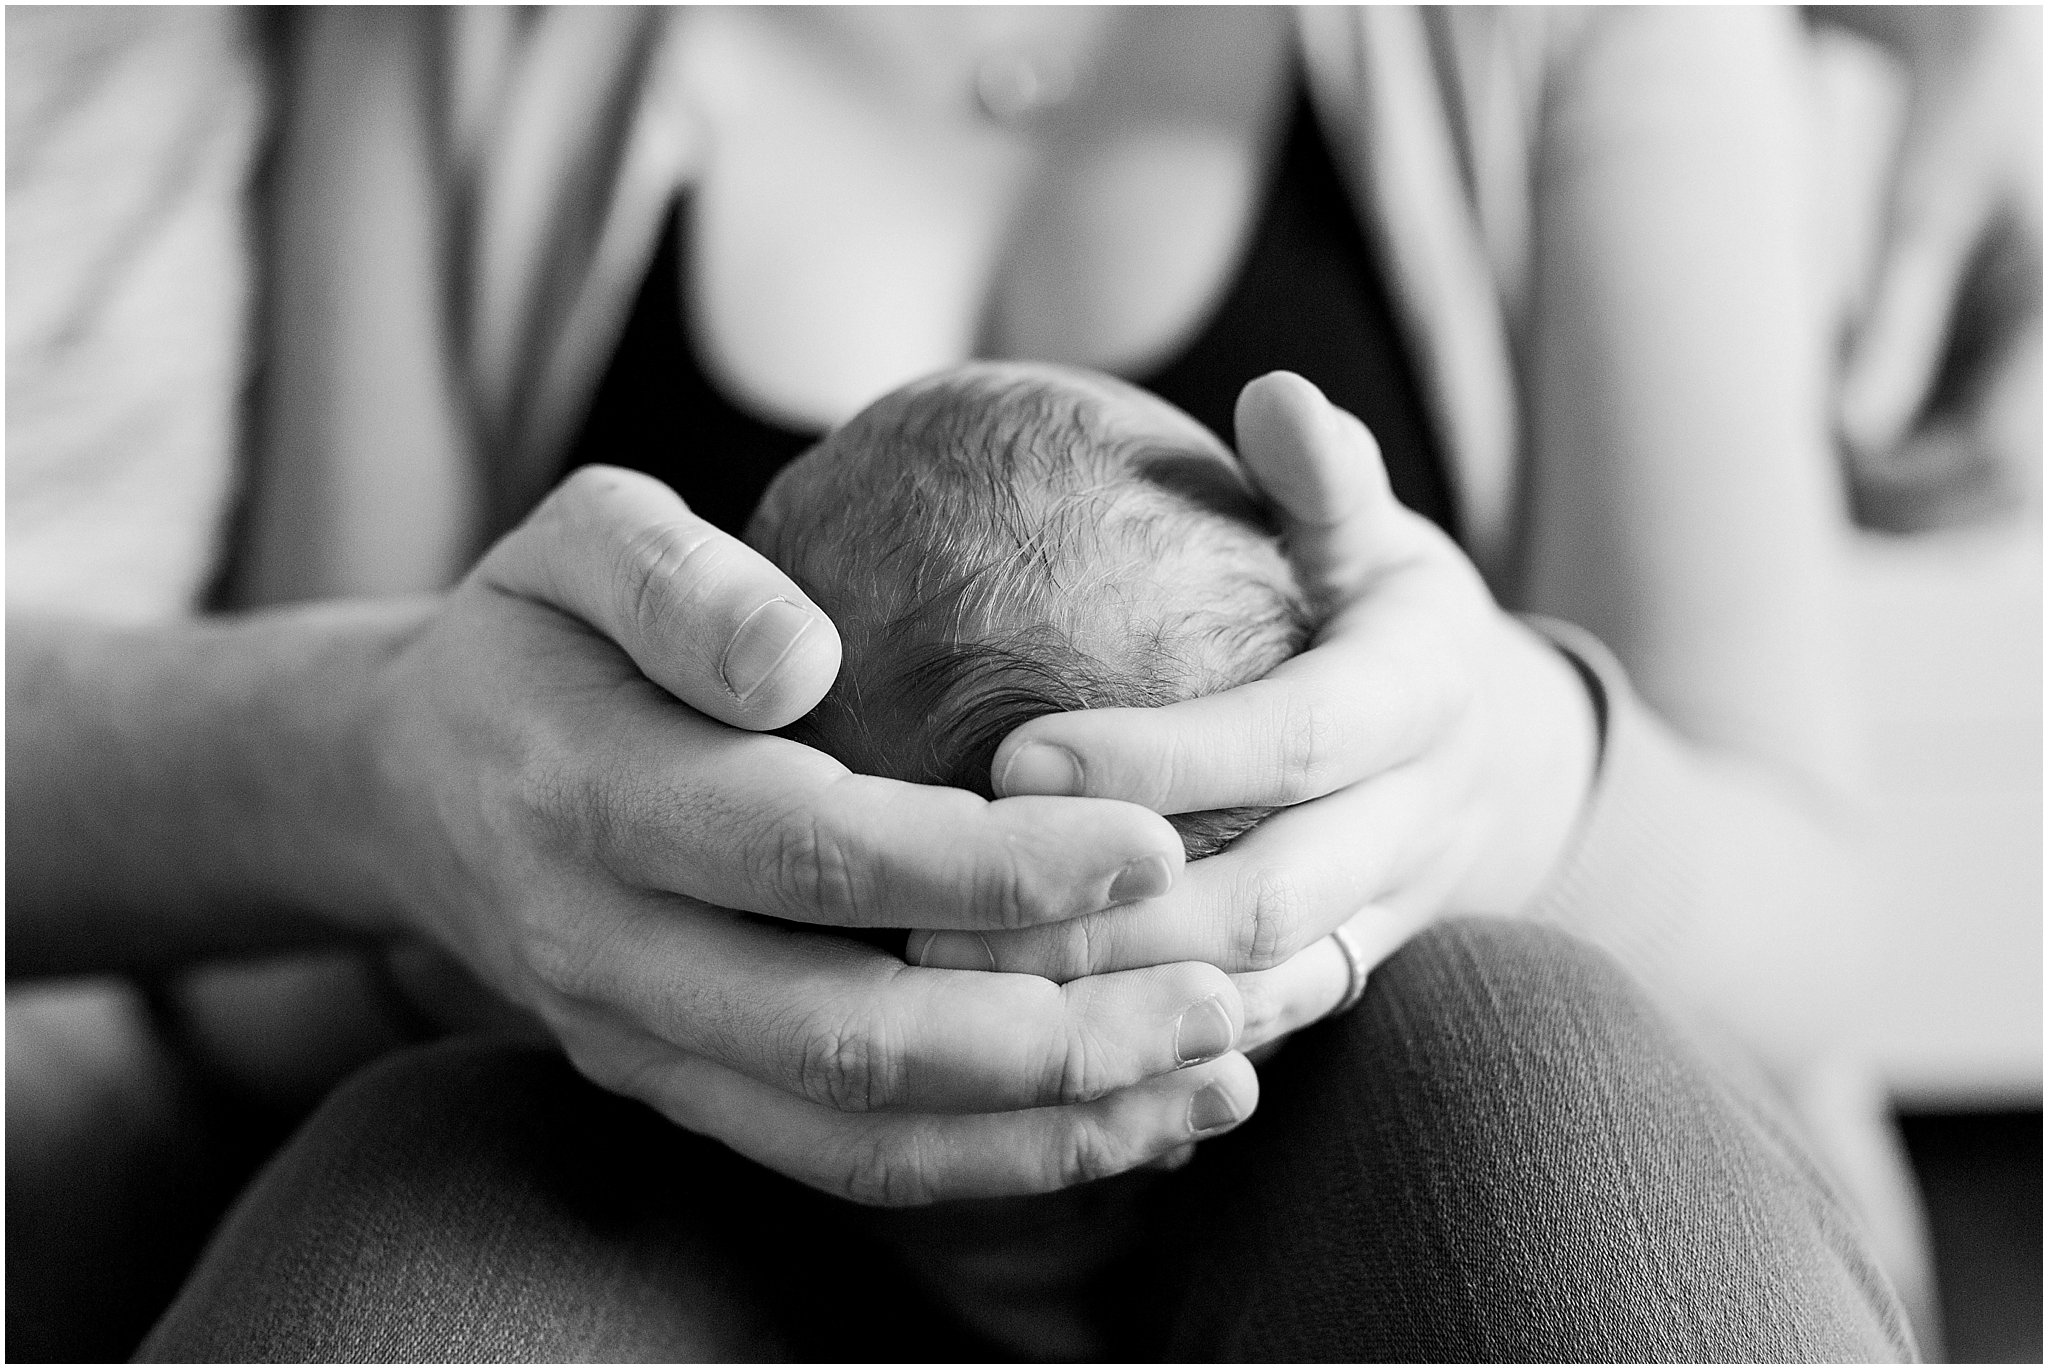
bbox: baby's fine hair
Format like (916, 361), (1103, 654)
(749, 363), (1311, 858)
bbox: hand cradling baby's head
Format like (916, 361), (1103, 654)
(746, 361), (1309, 858)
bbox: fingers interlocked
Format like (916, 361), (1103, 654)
(531, 896), (1257, 1206)
(571, 1024), (1259, 1207)
(536, 891), (1246, 1116)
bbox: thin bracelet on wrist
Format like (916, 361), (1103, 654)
(1515, 612), (1613, 779)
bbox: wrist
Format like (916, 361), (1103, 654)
(156, 597), (437, 941)
(1453, 614), (1601, 915)
(274, 595), (444, 937)
(7, 600), (437, 974)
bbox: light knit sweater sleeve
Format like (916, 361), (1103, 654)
(1521, 618), (1870, 1080)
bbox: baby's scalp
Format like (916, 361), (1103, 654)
(747, 361), (1309, 857)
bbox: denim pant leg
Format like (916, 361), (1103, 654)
(135, 1036), (991, 1363)
(1156, 917), (1918, 1362)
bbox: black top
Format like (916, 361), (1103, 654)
(562, 93), (1454, 543)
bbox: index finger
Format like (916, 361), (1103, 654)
(555, 894), (1243, 1113)
(585, 681), (1186, 931)
(614, 1042), (1258, 1206)
(913, 759), (1445, 981)
(988, 592), (1462, 815)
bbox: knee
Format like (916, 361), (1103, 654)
(309, 1034), (588, 1169)
(1278, 917), (1672, 1124)
(1361, 915), (1668, 1087)
(140, 1037), (755, 1362)
(1330, 916), (1729, 1211)
(268, 1034), (691, 1256)
(1384, 913), (1641, 1017)
(1242, 918), (1915, 1360)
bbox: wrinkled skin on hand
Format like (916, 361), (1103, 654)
(911, 373), (1598, 1057)
(362, 465), (1257, 1205)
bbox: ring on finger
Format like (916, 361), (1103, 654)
(1328, 921), (1372, 1018)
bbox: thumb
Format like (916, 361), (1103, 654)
(1232, 371), (1421, 604)
(477, 465), (842, 730)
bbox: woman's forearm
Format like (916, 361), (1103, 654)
(5, 600), (434, 977)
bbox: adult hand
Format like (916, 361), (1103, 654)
(909, 374), (1599, 1051)
(363, 465), (1256, 1204)
(1835, 6), (2042, 526)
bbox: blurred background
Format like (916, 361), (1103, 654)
(1857, 509), (2041, 1361)
(1810, 19), (2040, 1359)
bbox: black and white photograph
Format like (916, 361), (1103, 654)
(6, 5), (2041, 1362)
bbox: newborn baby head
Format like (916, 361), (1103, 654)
(746, 362), (1310, 858)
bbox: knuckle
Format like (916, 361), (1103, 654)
(1158, 728), (1204, 810)
(515, 739), (656, 891)
(764, 807), (866, 924)
(612, 518), (723, 646)
(520, 922), (587, 998)
(1046, 1016), (1117, 1105)
(796, 1005), (900, 1113)
(517, 745), (606, 861)
(1056, 1119), (1131, 1190)
(977, 841), (1034, 932)
(837, 1133), (935, 1208)
(1035, 916), (1099, 985)
(1232, 865), (1307, 971)
(520, 915), (626, 1010)
(1272, 692), (1333, 805)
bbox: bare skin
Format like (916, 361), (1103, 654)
(679, 6), (1296, 423)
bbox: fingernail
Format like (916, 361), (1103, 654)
(1188, 1082), (1241, 1135)
(912, 931), (996, 972)
(1174, 995), (1236, 1065)
(1107, 853), (1172, 906)
(997, 743), (1081, 797)
(721, 598), (816, 701)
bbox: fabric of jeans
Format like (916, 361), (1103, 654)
(1137, 918), (1917, 1361)
(136, 918), (1918, 1362)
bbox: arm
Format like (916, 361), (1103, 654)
(1518, 6), (1868, 1067)
(7, 603), (422, 977)
(7, 470), (1256, 1203)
